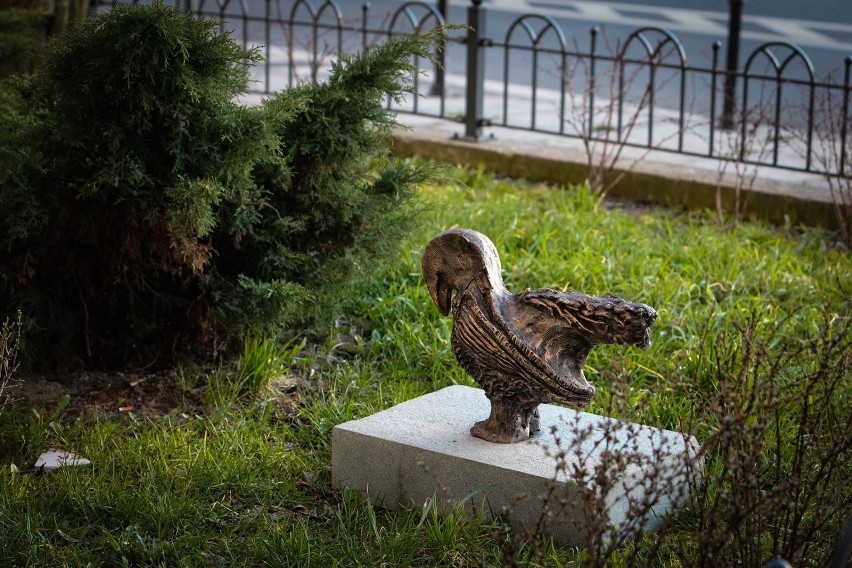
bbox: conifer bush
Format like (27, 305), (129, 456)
(0, 2), (441, 367)
(0, 8), (49, 78)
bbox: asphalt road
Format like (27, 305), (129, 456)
(203, 0), (850, 79)
(167, 0), (850, 116)
(373, 0), (852, 77)
(216, 0), (849, 74)
(499, 0), (850, 72)
(351, 0), (850, 119)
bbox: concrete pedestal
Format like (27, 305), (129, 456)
(331, 385), (701, 546)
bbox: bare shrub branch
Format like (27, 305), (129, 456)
(0, 311), (22, 414)
(493, 303), (850, 566)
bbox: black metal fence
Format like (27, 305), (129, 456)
(91, 0), (851, 180)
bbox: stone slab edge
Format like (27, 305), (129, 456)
(332, 385), (701, 546)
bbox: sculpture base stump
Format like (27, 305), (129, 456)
(331, 385), (701, 546)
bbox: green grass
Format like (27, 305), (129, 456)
(1, 166), (850, 566)
(206, 336), (305, 407)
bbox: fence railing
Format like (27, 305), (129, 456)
(92, 0), (851, 181)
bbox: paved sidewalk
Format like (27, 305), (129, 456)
(244, 47), (842, 229)
(396, 112), (832, 204)
(389, 75), (840, 230)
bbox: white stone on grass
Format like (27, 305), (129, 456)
(332, 385), (701, 546)
(34, 449), (91, 471)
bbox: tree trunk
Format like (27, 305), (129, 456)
(0, 0), (91, 78)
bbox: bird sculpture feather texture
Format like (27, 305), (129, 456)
(421, 228), (657, 443)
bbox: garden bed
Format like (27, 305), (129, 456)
(2, 171), (850, 566)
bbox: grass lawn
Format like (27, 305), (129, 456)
(1, 166), (850, 566)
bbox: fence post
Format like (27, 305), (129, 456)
(430, 0), (448, 96)
(841, 56), (851, 177)
(719, 0), (745, 130)
(464, 0), (486, 140)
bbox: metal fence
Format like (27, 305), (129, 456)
(91, 0), (851, 180)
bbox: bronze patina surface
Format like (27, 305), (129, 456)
(422, 228), (657, 443)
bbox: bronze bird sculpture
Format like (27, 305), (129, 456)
(422, 228), (657, 443)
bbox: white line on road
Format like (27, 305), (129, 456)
(483, 0), (852, 51)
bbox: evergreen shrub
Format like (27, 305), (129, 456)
(0, 2), (441, 368)
(0, 7), (50, 78)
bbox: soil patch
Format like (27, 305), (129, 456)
(9, 369), (206, 421)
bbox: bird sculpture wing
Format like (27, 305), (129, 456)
(421, 229), (595, 406)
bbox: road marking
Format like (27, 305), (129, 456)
(661, 11), (727, 36)
(569, 2), (622, 22)
(484, 0), (852, 51)
(758, 19), (850, 49)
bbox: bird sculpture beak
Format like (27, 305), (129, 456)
(428, 272), (453, 316)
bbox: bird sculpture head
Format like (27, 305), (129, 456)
(422, 228), (657, 443)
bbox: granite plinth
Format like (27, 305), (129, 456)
(331, 385), (701, 546)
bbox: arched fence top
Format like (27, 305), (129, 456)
(618, 27), (687, 68)
(89, 0), (851, 181)
(288, 0), (344, 25)
(503, 14), (568, 53)
(196, 0), (250, 17)
(743, 41), (816, 84)
(388, 1), (447, 34)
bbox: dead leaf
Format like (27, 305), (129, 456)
(57, 529), (80, 543)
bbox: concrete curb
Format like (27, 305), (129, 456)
(391, 119), (841, 231)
